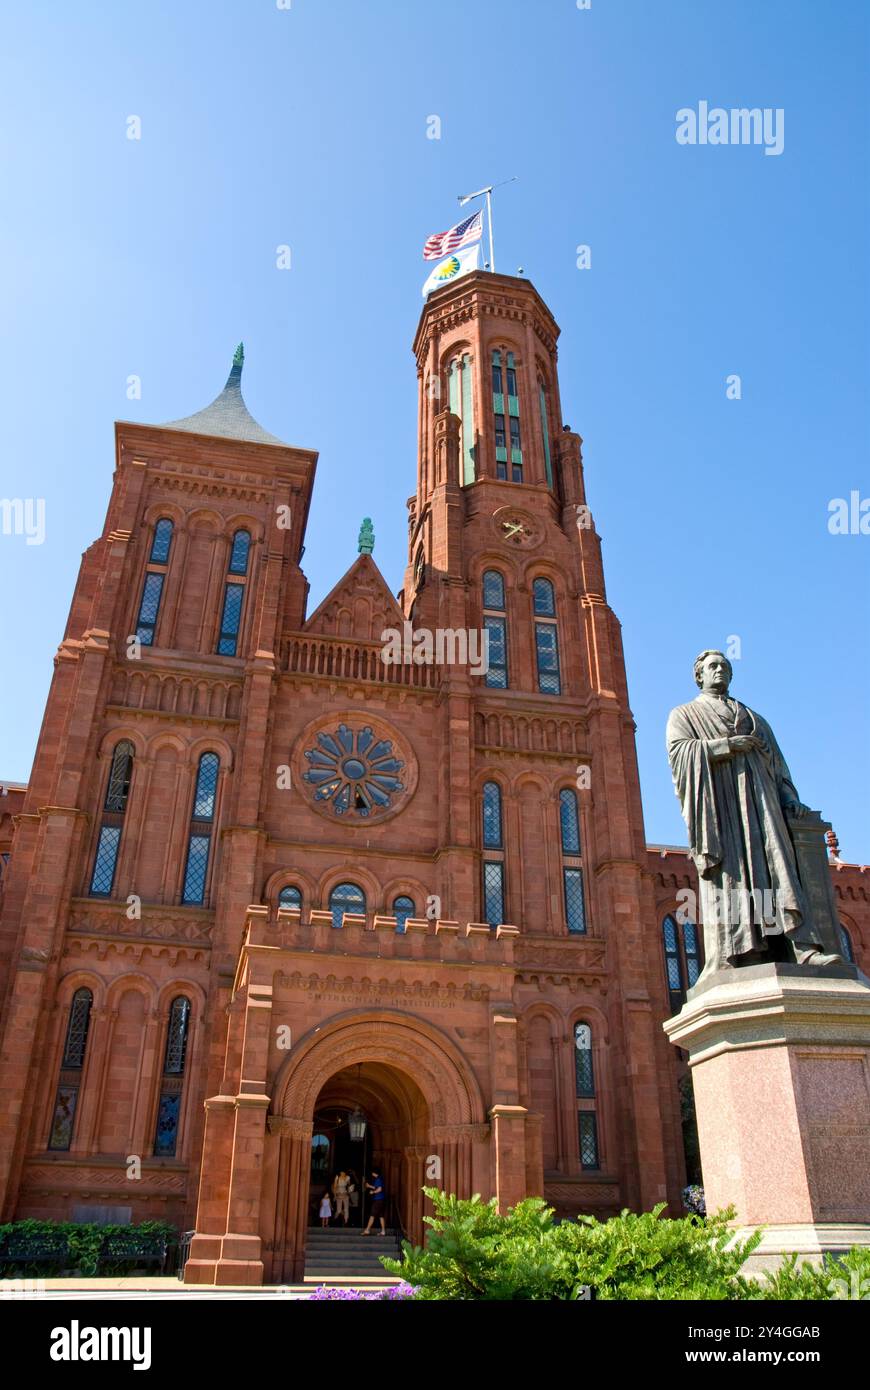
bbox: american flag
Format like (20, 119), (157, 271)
(423, 210), (483, 261)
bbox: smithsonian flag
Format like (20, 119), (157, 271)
(421, 244), (480, 298)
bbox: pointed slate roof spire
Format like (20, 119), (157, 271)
(162, 342), (285, 445)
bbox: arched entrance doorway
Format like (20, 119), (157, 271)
(308, 1062), (428, 1233)
(263, 1011), (489, 1282)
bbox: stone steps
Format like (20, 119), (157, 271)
(303, 1227), (402, 1280)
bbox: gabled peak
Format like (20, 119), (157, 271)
(161, 343), (286, 446)
(304, 553), (404, 642)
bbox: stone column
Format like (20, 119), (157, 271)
(665, 963), (870, 1269)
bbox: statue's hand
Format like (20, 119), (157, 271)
(729, 735), (764, 755)
(783, 800), (810, 819)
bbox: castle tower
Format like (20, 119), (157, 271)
(0, 283), (685, 1286)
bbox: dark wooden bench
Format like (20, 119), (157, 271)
(0, 1233), (69, 1271)
(98, 1231), (171, 1274)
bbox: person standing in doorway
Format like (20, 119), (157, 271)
(348, 1171), (360, 1225)
(318, 1190), (333, 1228)
(332, 1169), (351, 1226)
(362, 1169), (386, 1235)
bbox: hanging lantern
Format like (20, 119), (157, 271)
(348, 1107), (367, 1142)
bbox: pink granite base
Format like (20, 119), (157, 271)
(665, 965), (870, 1260)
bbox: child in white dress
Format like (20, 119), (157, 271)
(319, 1193), (332, 1228)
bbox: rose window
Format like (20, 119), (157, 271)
(302, 723), (405, 817)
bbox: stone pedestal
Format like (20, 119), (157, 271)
(665, 963), (870, 1269)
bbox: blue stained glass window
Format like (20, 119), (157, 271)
(393, 895), (415, 933)
(564, 868), (586, 934)
(483, 570), (506, 611)
(559, 789), (581, 855)
(535, 621), (561, 694)
(839, 923), (855, 964)
(509, 416), (521, 448)
(684, 920), (701, 986)
(494, 414), (506, 450)
(483, 861), (504, 928)
(90, 826), (121, 896)
(163, 997), (190, 1075)
(484, 616), (508, 689)
(48, 1085), (80, 1152)
(506, 362), (517, 398)
(62, 989), (93, 1069)
(193, 753), (219, 820)
(279, 884), (302, 910)
(303, 724), (405, 818)
(136, 572), (164, 646)
(182, 834), (211, 904)
(104, 741), (134, 813)
(482, 782), (503, 849)
(574, 1023), (595, 1097)
(329, 882), (366, 929)
(154, 1092), (182, 1156)
(578, 1111), (599, 1169)
(217, 582), (244, 655)
(663, 914), (687, 1005)
(150, 518), (173, 564)
(229, 529), (251, 575)
(533, 578), (556, 617)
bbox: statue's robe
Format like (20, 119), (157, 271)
(666, 693), (822, 976)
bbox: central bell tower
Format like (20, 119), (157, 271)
(405, 269), (680, 1215)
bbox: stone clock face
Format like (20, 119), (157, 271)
(492, 508), (542, 549)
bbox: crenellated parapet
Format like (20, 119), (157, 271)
(240, 902), (519, 966)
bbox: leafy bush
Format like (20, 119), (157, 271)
(380, 1189), (870, 1301)
(0, 1219), (177, 1277)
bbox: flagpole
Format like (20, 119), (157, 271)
(458, 177), (516, 275)
(486, 187), (495, 272)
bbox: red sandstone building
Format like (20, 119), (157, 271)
(0, 273), (866, 1284)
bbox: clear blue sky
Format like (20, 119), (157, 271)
(1, 0), (867, 859)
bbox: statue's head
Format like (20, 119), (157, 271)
(694, 649), (732, 695)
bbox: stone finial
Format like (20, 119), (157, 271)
(233, 342), (244, 368)
(825, 828), (841, 862)
(358, 517), (375, 554)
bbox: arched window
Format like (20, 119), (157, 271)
(482, 570), (508, 689)
(662, 914), (702, 1011)
(532, 579), (561, 695)
(574, 1022), (599, 1170)
(559, 789), (580, 855)
(154, 996), (191, 1157)
(311, 1133), (330, 1178)
(135, 520), (174, 647)
(278, 884), (303, 911)
(839, 923), (855, 964)
(48, 988), (93, 1151)
(558, 788), (586, 934)
(228, 529), (251, 575)
(182, 753), (220, 905)
(447, 354), (475, 485)
(393, 895), (415, 934)
(482, 781), (503, 849)
(217, 530), (251, 655)
(329, 881), (366, 930)
(481, 781), (506, 928)
(149, 518), (174, 564)
(492, 349), (522, 482)
(89, 739), (135, 897)
(538, 379), (554, 489)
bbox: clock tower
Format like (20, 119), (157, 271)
(405, 270), (679, 1214)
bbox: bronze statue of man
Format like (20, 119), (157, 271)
(666, 649), (842, 982)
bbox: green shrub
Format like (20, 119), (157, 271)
(0, 1219), (177, 1277)
(381, 1189), (870, 1301)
